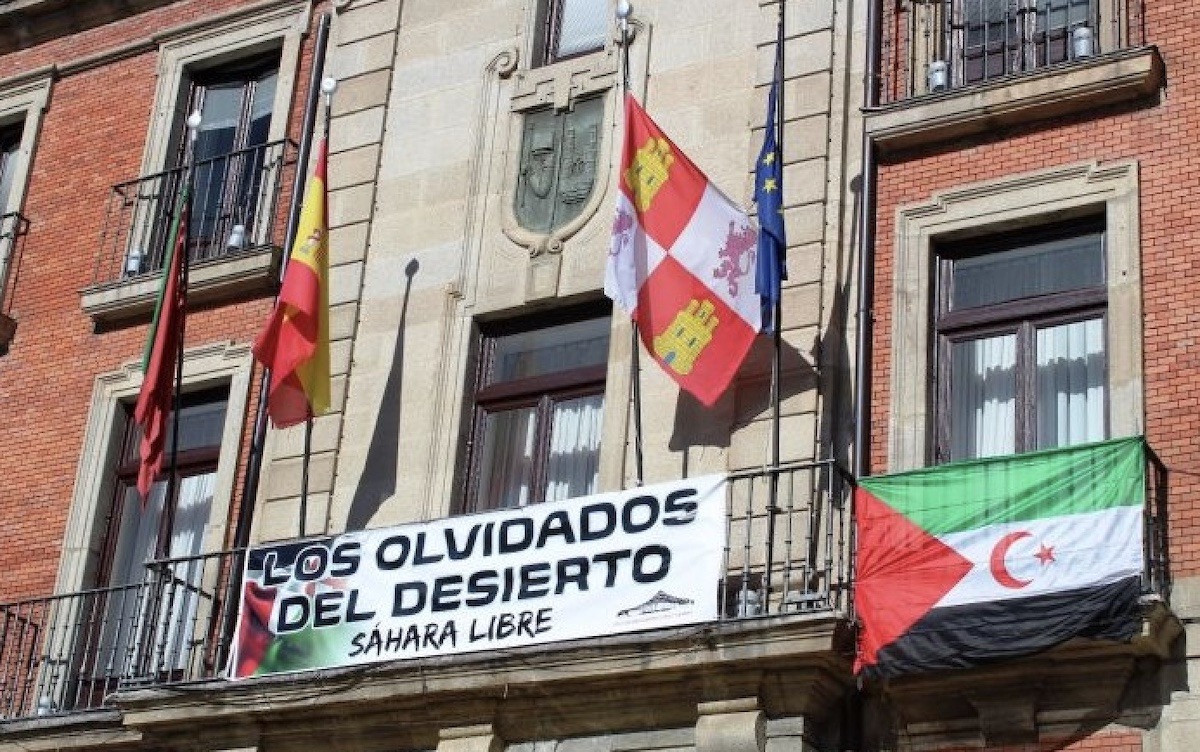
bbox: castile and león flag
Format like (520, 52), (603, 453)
(606, 93), (762, 407)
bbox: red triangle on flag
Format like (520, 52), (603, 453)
(854, 487), (973, 674)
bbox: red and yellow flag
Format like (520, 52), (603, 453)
(604, 94), (761, 406)
(252, 138), (330, 428)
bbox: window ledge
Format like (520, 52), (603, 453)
(80, 246), (281, 327)
(865, 47), (1164, 156)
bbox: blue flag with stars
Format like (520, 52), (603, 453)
(754, 74), (786, 333)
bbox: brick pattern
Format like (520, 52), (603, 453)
(0, 0), (328, 602)
(871, 1), (1200, 576)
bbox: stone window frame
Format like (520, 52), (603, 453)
(888, 160), (1142, 472)
(80, 1), (309, 323)
(140, 0), (309, 177)
(0, 70), (51, 287)
(54, 341), (253, 594)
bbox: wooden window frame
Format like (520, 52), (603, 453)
(93, 386), (229, 588)
(460, 301), (610, 514)
(933, 219), (1107, 463)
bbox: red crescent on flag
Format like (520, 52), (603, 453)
(989, 531), (1033, 589)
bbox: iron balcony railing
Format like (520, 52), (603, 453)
(880, 0), (1146, 103)
(0, 464), (853, 721)
(0, 211), (29, 302)
(93, 139), (297, 286)
(0, 549), (246, 720)
(0, 454), (1168, 721)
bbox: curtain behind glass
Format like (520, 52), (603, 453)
(950, 334), (1016, 460)
(1036, 317), (1106, 449)
(0, 132), (19, 210)
(478, 408), (537, 508)
(545, 394), (603, 502)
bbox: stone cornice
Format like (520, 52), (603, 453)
(111, 615), (852, 751)
(864, 47), (1164, 157)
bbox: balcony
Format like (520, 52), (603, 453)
(0, 462), (855, 723)
(80, 139), (296, 326)
(868, 0), (1161, 154)
(0, 211), (29, 352)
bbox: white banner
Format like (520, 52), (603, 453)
(231, 474), (728, 677)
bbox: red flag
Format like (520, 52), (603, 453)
(252, 138), (330, 428)
(605, 94), (760, 406)
(133, 198), (189, 502)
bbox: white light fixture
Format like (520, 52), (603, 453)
(226, 223), (247, 251)
(124, 246), (143, 276)
(736, 587), (763, 617)
(927, 59), (949, 92)
(1072, 26), (1094, 59)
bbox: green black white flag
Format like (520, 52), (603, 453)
(854, 437), (1146, 678)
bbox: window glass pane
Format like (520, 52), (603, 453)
(1035, 317), (1106, 449)
(477, 407), (537, 509)
(195, 84), (242, 162)
(951, 231), (1104, 310)
(1038, 0), (1091, 31)
(248, 70), (277, 147)
(555, 0), (608, 58)
(492, 317), (610, 383)
(121, 397), (228, 464)
(108, 483), (167, 587)
(950, 333), (1016, 460)
(0, 125), (22, 210)
(545, 394), (603, 502)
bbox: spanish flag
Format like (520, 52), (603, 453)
(252, 139), (330, 428)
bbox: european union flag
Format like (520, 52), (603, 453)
(754, 75), (786, 333)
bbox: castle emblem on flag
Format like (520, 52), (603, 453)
(713, 220), (757, 296)
(625, 136), (674, 212)
(653, 299), (719, 375)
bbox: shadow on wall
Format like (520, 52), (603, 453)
(344, 257), (419, 531)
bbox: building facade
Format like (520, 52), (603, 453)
(0, 1), (869, 752)
(861, 0), (1195, 748)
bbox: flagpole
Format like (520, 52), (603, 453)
(236, 12), (332, 548)
(157, 112), (200, 560)
(763, 0), (786, 611)
(617, 0), (645, 486)
(296, 79), (336, 538)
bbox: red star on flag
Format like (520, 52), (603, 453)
(1034, 543), (1056, 566)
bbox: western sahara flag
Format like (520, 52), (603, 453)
(855, 437), (1146, 678)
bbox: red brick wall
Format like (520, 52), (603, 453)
(0, 0), (326, 602)
(870, 2), (1200, 575)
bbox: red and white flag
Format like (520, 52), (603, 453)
(605, 94), (760, 406)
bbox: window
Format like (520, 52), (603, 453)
(183, 55), (278, 257)
(959, 0), (1094, 84)
(887, 161), (1140, 473)
(534, 0), (608, 66)
(96, 387), (228, 588)
(463, 306), (610, 513)
(91, 387), (228, 680)
(0, 123), (22, 211)
(935, 221), (1107, 462)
